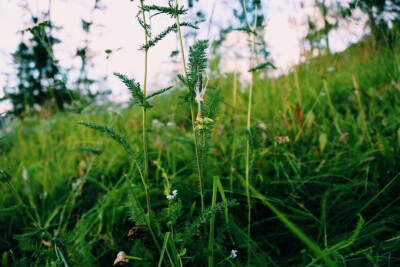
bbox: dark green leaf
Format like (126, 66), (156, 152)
(248, 62), (277, 72)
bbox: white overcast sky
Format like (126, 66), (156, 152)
(0, 0), (367, 113)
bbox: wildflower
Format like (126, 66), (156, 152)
(275, 136), (290, 144)
(166, 194), (174, 200)
(172, 189), (178, 196)
(230, 249), (238, 259)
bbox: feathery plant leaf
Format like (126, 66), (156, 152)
(77, 122), (137, 161)
(147, 86), (173, 100)
(203, 87), (222, 122)
(125, 182), (147, 226)
(234, 27), (257, 35)
(186, 40), (209, 96)
(142, 4), (187, 18)
(140, 22), (197, 51)
(248, 62), (277, 72)
(0, 169), (12, 183)
(136, 15), (151, 37)
(113, 73), (153, 108)
(182, 200), (238, 247)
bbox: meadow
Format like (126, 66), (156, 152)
(1, 1), (400, 266)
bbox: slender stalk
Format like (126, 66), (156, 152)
(141, 0), (151, 224)
(174, 0), (205, 211)
(242, 0), (258, 264)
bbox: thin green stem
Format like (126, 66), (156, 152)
(174, 0), (205, 211)
(141, 0), (151, 225)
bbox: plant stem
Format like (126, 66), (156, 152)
(174, 0), (205, 211)
(141, 1), (151, 224)
(242, 0), (258, 264)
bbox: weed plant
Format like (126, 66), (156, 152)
(1, 1), (400, 266)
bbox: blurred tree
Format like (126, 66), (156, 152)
(303, 0), (350, 54)
(5, 19), (72, 116)
(349, 0), (400, 46)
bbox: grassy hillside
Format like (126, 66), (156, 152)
(1, 37), (400, 266)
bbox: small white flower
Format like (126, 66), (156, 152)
(167, 195), (174, 200)
(230, 249), (238, 259)
(172, 190), (178, 196)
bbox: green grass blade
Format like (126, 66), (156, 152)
(158, 232), (171, 267)
(243, 176), (338, 267)
(208, 176), (218, 267)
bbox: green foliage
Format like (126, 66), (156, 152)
(140, 22), (197, 51)
(0, 204), (26, 215)
(182, 200), (238, 246)
(196, 87), (222, 176)
(77, 121), (138, 161)
(142, 4), (187, 18)
(203, 87), (222, 122)
(125, 182), (147, 226)
(187, 40), (209, 95)
(113, 73), (149, 108)
(252, 0), (261, 7)
(248, 62), (277, 72)
(0, 169), (12, 183)
(147, 86), (173, 100)
(3, 19), (72, 116)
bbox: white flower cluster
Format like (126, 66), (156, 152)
(230, 249), (238, 259)
(166, 189), (178, 200)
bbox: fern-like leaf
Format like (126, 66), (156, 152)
(114, 73), (152, 108)
(203, 87), (222, 122)
(146, 86), (173, 100)
(142, 4), (187, 18)
(125, 181), (147, 226)
(248, 62), (276, 72)
(187, 40), (209, 96)
(182, 200), (238, 247)
(140, 22), (197, 50)
(234, 27), (257, 35)
(77, 122), (138, 161)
